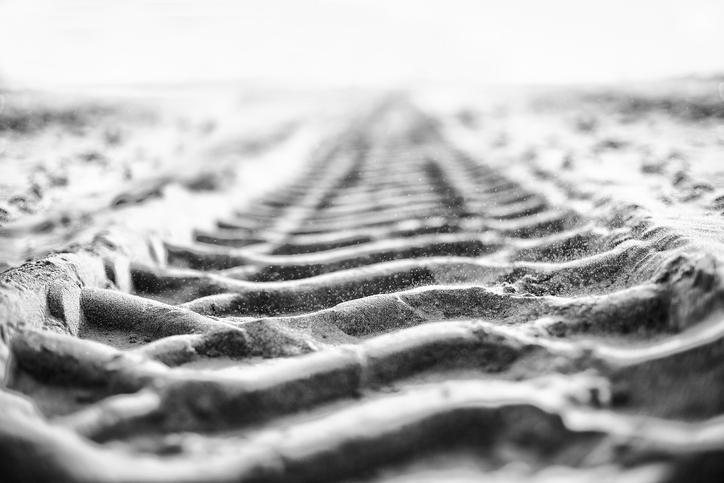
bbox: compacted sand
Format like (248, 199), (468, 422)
(2, 79), (724, 482)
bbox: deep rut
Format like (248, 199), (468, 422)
(2, 97), (724, 482)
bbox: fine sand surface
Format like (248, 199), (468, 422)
(2, 79), (724, 482)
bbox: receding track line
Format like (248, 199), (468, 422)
(3, 95), (724, 482)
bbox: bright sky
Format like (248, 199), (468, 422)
(1, 0), (723, 87)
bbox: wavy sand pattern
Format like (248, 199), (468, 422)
(2, 85), (724, 481)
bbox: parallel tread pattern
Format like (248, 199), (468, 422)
(2, 99), (724, 482)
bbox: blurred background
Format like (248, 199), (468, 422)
(1, 0), (723, 89)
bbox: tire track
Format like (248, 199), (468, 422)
(2, 96), (724, 482)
